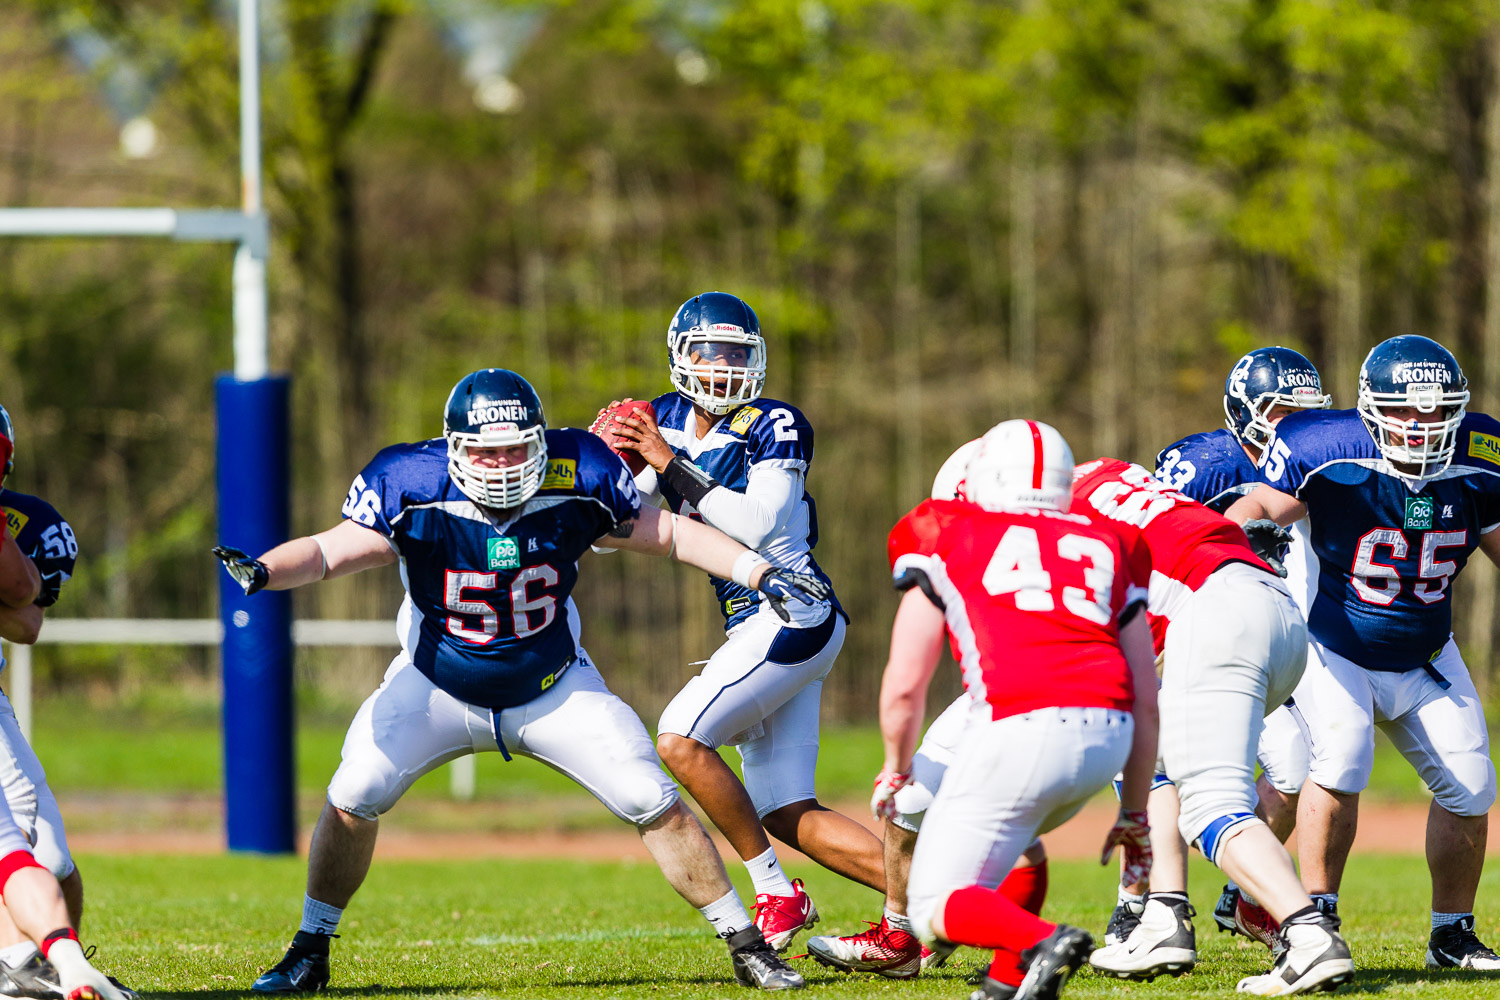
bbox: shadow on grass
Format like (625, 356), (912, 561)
(1340, 964), (1500, 993)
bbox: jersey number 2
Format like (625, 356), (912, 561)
(444, 566), (559, 643)
(981, 525), (1115, 624)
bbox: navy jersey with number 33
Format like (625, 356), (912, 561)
(1256, 409), (1500, 671)
(342, 428), (640, 708)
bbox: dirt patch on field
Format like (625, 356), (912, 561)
(61, 797), (1465, 861)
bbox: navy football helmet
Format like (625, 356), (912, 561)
(667, 292), (766, 414)
(1223, 346), (1331, 450)
(443, 369), (548, 508)
(1358, 335), (1469, 478)
(0, 404), (12, 477)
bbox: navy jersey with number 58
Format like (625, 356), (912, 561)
(343, 428), (640, 708)
(1256, 408), (1500, 671)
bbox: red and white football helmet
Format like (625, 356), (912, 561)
(964, 419), (1075, 513)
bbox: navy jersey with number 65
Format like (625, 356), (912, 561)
(343, 428), (640, 708)
(1256, 408), (1500, 671)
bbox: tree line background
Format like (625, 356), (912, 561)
(4, 0), (1500, 722)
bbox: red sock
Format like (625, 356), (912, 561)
(998, 859), (1048, 915)
(941, 884), (1054, 952)
(40, 927), (77, 959)
(988, 948), (1027, 986)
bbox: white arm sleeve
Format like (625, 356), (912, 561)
(696, 466), (803, 550)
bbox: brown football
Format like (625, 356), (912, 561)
(589, 398), (655, 475)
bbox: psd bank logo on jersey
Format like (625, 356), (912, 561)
(1405, 496), (1435, 530)
(487, 537), (521, 570)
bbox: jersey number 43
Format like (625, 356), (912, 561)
(982, 525), (1116, 625)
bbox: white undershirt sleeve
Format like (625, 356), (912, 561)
(695, 466), (803, 550)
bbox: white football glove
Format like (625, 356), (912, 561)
(870, 770), (911, 822)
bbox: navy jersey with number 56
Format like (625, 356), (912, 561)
(343, 428), (640, 708)
(1256, 408), (1500, 671)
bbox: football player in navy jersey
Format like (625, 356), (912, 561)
(1093, 348), (1331, 977)
(607, 292), (885, 958)
(217, 369), (829, 993)
(0, 409), (127, 1000)
(1228, 335), (1500, 970)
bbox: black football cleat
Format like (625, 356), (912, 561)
(252, 931), (334, 993)
(0, 954), (62, 999)
(1015, 925), (1093, 1000)
(723, 926), (805, 990)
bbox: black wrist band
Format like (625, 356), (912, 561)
(662, 455), (720, 508)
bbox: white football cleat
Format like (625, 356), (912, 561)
(1089, 897), (1196, 980)
(1236, 915), (1353, 995)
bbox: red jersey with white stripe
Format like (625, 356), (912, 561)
(888, 499), (1147, 720)
(1070, 457), (1271, 651)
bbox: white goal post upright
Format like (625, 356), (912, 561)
(0, 2), (310, 852)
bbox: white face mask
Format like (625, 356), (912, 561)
(446, 425), (548, 509)
(669, 331), (766, 414)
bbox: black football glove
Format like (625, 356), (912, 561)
(756, 568), (831, 622)
(1243, 519), (1293, 578)
(34, 570), (65, 608)
(213, 545), (270, 596)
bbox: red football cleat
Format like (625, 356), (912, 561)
(806, 917), (922, 979)
(1235, 894), (1281, 952)
(754, 878), (820, 952)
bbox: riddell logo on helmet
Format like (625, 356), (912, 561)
(1389, 363), (1454, 385)
(708, 323), (745, 334)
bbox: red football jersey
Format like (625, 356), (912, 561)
(1070, 457), (1271, 651)
(888, 499), (1147, 720)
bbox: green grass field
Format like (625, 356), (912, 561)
(80, 852), (1500, 998)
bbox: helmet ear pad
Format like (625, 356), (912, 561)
(443, 369), (549, 509)
(964, 420), (1075, 513)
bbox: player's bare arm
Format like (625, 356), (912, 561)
(217, 520), (396, 594)
(1479, 525), (1500, 568)
(602, 506), (826, 619)
(0, 539), (41, 609)
(877, 588), (947, 776)
(1223, 483), (1306, 526)
(0, 603), (44, 645)
(1116, 611), (1159, 815)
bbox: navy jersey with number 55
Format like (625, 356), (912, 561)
(1256, 408), (1500, 671)
(343, 428), (640, 708)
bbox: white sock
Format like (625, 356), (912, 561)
(0, 943), (38, 969)
(300, 895), (344, 935)
(745, 846), (795, 897)
(1432, 911), (1470, 930)
(699, 890), (752, 937)
(884, 908), (914, 934)
(1225, 879), (1240, 893)
(40, 939), (91, 988)
(1117, 887), (1145, 908)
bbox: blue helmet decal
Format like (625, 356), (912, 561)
(1222, 346), (1331, 450)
